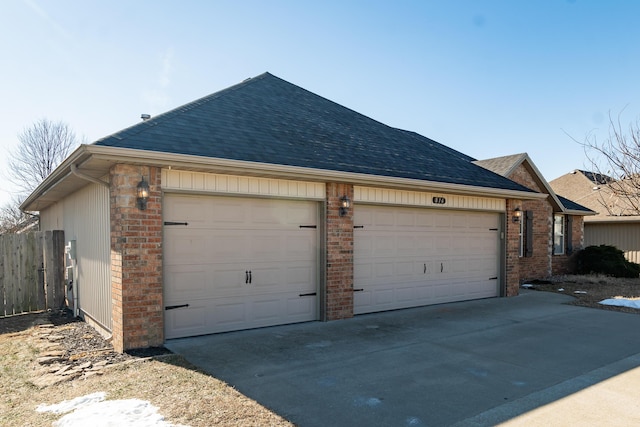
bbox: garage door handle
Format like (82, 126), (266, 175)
(245, 271), (249, 284)
(249, 270), (252, 284)
(165, 304), (189, 310)
(353, 288), (364, 292)
(299, 292), (317, 297)
(164, 221), (188, 226)
(424, 263), (426, 274)
(441, 263), (443, 273)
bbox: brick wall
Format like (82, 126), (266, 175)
(325, 183), (354, 320)
(552, 215), (584, 275)
(508, 164), (553, 281)
(505, 199), (521, 296)
(110, 164), (163, 352)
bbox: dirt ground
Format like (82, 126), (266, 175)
(1, 274), (638, 426)
(527, 274), (640, 314)
(0, 310), (293, 426)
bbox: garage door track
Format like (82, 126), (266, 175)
(165, 290), (640, 426)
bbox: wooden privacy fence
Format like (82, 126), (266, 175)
(0, 230), (65, 317)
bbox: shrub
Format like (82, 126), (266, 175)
(576, 245), (640, 278)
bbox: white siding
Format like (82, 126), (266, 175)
(162, 169), (325, 199)
(585, 223), (640, 264)
(39, 183), (111, 330)
(354, 186), (506, 212)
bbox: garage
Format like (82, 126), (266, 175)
(354, 204), (501, 314)
(163, 193), (320, 339)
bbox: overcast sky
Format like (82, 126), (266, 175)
(2, 0), (639, 207)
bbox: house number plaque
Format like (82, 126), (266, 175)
(432, 197), (446, 204)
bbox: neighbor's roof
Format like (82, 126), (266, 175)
(94, 72), (531, 193)
(475, 153), (595, 215)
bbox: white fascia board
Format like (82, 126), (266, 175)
(23, 145), (547, 211)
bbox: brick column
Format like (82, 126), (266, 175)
(110, 165), (163, 352)
(505, 199), (521, 296)
(325, 183), (354, 320)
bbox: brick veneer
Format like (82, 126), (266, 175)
(110, 164), (163, 352)
(505, 199), (522, 296)
(507, 163), (584, 281)
(552, 215), (584, 275)
(325, 183), (354, 320)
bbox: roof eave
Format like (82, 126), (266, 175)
(23, 146), (546, 211)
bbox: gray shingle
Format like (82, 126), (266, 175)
(95, 72), (533, 193)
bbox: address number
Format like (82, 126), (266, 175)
(432, 197), (446, 205)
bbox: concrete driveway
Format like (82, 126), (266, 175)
(165, 290), (640, 426)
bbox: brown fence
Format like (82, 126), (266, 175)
(0, 230), (65, 317)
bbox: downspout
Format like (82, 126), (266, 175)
(68, 164), (110, 317)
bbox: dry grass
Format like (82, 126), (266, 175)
(528, 274), (640, 314)
(0, 318), (293, 427)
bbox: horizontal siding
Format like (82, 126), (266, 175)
(162, 169), (325, 199)
(585, 223), (640, 264)
(354, 186), (506, 212)
(40, 183), (111, 331)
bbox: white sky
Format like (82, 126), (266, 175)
(2, 0), (639, 207)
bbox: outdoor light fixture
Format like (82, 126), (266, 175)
(137, 177), (150, 210)
(513, 207), (522, 223)
(339, 195), (351, 217)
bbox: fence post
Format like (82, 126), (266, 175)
(44, 230), (65, 310)
(0, 235), (5, 316)
(36, 232), (46, 310)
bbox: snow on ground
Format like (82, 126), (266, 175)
(37, 393), (189, 427)
(599, 298), (640, 309)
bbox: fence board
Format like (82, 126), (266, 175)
(0, 236), (5, 315)
(0, 230), (64, 317)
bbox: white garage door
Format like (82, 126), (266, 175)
(354, 205), (500, 315)
(164, 194), (319, 339)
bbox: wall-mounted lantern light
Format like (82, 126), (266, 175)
(513, 207), (522, 223)
(339, 195), (351, 217)
(137, 177), (150, 210)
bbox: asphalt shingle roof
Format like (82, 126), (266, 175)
(95, 72), (533, 193)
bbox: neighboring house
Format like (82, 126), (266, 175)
(475, 154), (595, 279)
(550, 170), (640, 263)
(21, 73), (589, 352)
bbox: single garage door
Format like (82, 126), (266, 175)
(354, 205), (500, 315)
(164, 194), (319, 339)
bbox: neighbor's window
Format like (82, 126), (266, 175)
(553, 214), (565, 255)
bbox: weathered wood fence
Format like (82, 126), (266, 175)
(0, 230), (65, 317)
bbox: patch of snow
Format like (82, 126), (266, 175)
(599, 299), (640, 309)
(521, 284), (535, 289)
(37, 393), (189, 427)
(37, 392), (106, 414)
(557, 288), (564, 292)
(574, 291), (587, 294)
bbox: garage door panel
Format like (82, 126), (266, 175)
(164, 232), (209, 264)
(355, 205), (500, 315)
(164, 267), (208, 298)
(287, 295), (316, 317)
(164, 194), (319, 339)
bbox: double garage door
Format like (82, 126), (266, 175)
(354, 204), (500, 315)
(164, 195), (501, 339)
(164, 194), (319, 339)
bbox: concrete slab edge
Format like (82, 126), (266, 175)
(452, 352), (640, 427)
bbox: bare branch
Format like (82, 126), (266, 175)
(8, 118), (79, 196)
(581, 111), (640, 216)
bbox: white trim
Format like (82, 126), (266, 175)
(354, 186), (507, 212)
